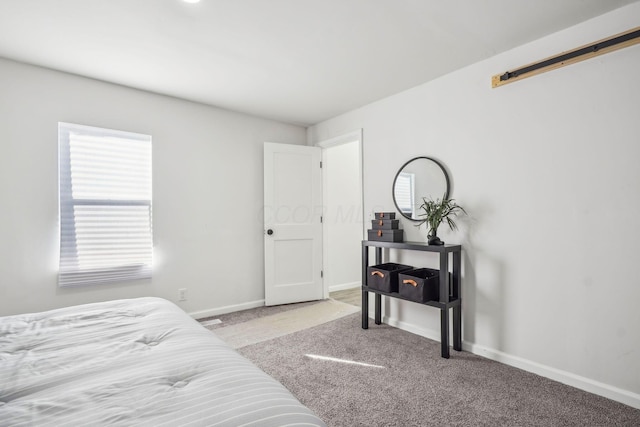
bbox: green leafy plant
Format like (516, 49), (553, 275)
(417, 194), (467, 245)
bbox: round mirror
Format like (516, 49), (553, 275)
(392, 157), (450, 221)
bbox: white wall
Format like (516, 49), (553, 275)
(0, 58), (306, 317)
(322, 140), (362, 292)
(308, 4), (640, 408)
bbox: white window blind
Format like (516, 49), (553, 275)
(395, 172), (415, 216)
(58, 122), (152, 287)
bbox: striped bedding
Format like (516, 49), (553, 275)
(0, 297), (326, 426)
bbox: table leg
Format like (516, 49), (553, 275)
(361, 243), (369, 329)
(453, 305), (462, 351)
(440, 308), (450, 359)
(374, 247), (382, 325)
(452, 249), (462, 351)
(362, 289), (369, 329)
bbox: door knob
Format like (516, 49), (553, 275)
(267, 229), (274, 235)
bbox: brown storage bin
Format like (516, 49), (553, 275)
(374, 212), (396, 220)
(371, 219), (399, 230)
(367, 229), (404, 242)
(398, 268), (440, 302)
(367, 263), (413, 292)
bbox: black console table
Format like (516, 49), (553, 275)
(361, 240), (462, 358)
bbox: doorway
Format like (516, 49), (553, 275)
(317, 130), (364, 298)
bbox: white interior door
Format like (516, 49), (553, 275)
(264, 142), (323, 306)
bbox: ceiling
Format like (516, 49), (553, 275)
(0, 0), (637, 126)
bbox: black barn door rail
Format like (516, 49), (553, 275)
(492, 26), (640, 88)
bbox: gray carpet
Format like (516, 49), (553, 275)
(236, 313), (640, 427)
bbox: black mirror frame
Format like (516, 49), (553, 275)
(392, 156), (451, 222)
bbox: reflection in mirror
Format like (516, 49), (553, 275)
(392, 157), (450, 221)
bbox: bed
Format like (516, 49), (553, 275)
(0, 297), (326, 426)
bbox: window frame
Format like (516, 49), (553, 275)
(58, 122), (153, 287)
(394, 171), (415, 217)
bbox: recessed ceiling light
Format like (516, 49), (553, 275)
(183, 0), (200, 3)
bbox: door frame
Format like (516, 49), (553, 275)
(316, 129), (364, 299)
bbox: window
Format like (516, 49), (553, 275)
(394, 172), (415, 217)
(58, 123), (152, 287)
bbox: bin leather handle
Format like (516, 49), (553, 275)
(377, 230), (382, 237)
(403, 279), (418, 287)
(378, 220), (384, 226)
(371, 271), (384, 278)
(378, 213), (384, 218)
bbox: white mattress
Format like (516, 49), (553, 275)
(0, 297), (325, 426)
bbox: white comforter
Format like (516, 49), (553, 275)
(0, 297), (325, 426)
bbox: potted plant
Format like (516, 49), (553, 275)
(417, 195), (466, 245)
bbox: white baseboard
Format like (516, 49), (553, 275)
(464, 342), (640, 410)
(383, 315), (640, 410)
(328, 281), (360, 293)
(188, 299), (264, 320)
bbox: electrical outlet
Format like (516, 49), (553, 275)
(178, 288), (187, 301)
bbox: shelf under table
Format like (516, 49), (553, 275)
(362, 286), (460, 309)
